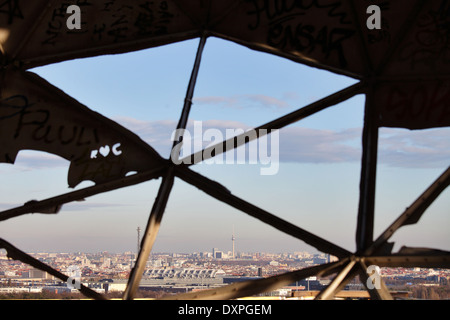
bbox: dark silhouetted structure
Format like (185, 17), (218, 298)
(0, 1), (449, 300)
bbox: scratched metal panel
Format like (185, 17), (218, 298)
(0, 0), (48, 58)
(367, 0), (450, 129)
(382, 0), (450, 76)
(211, 0), (363, 76)
(0, 69), (164, 188)
(10, 0), (199, 67)
(350, 0), (417, 73)
(374, 80), (450, 129)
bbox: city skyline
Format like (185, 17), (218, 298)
(0, 37), (449, 256)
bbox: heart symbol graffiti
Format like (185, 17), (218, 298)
(99, 145), (110, 157)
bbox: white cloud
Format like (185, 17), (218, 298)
(378, 128), (450, 168)
(279, 127), (362, 164)
(194, 94), (291, 110)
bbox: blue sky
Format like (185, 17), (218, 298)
(0, 37), (449, 255)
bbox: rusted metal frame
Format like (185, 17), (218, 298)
(160, 259), (348, 300)
(0, 165), (167, 222)
(175, 166), (352, 259)
(169, 80), (364, 285)
(365, 166), (450, 256)
(326, 259), (392, 300)
(396, 246), (450, 256)
(326, 265), (362, 297)
(181, 81), (365, 165)
(0, 238), (107, 300)
(171, 34), (207, 162)
(315, 259), (357, 300)
(123, 35), (207, 300)
(122, 168), (175, 300)
(365, 255), (450, 269)
(356, 252), (450, 300)
(356, 89), (379, 253)
(358, 259), (393, 300)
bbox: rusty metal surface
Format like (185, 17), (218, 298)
(0, 0), (449, 300)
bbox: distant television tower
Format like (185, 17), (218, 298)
(231, 226), (235, 259)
